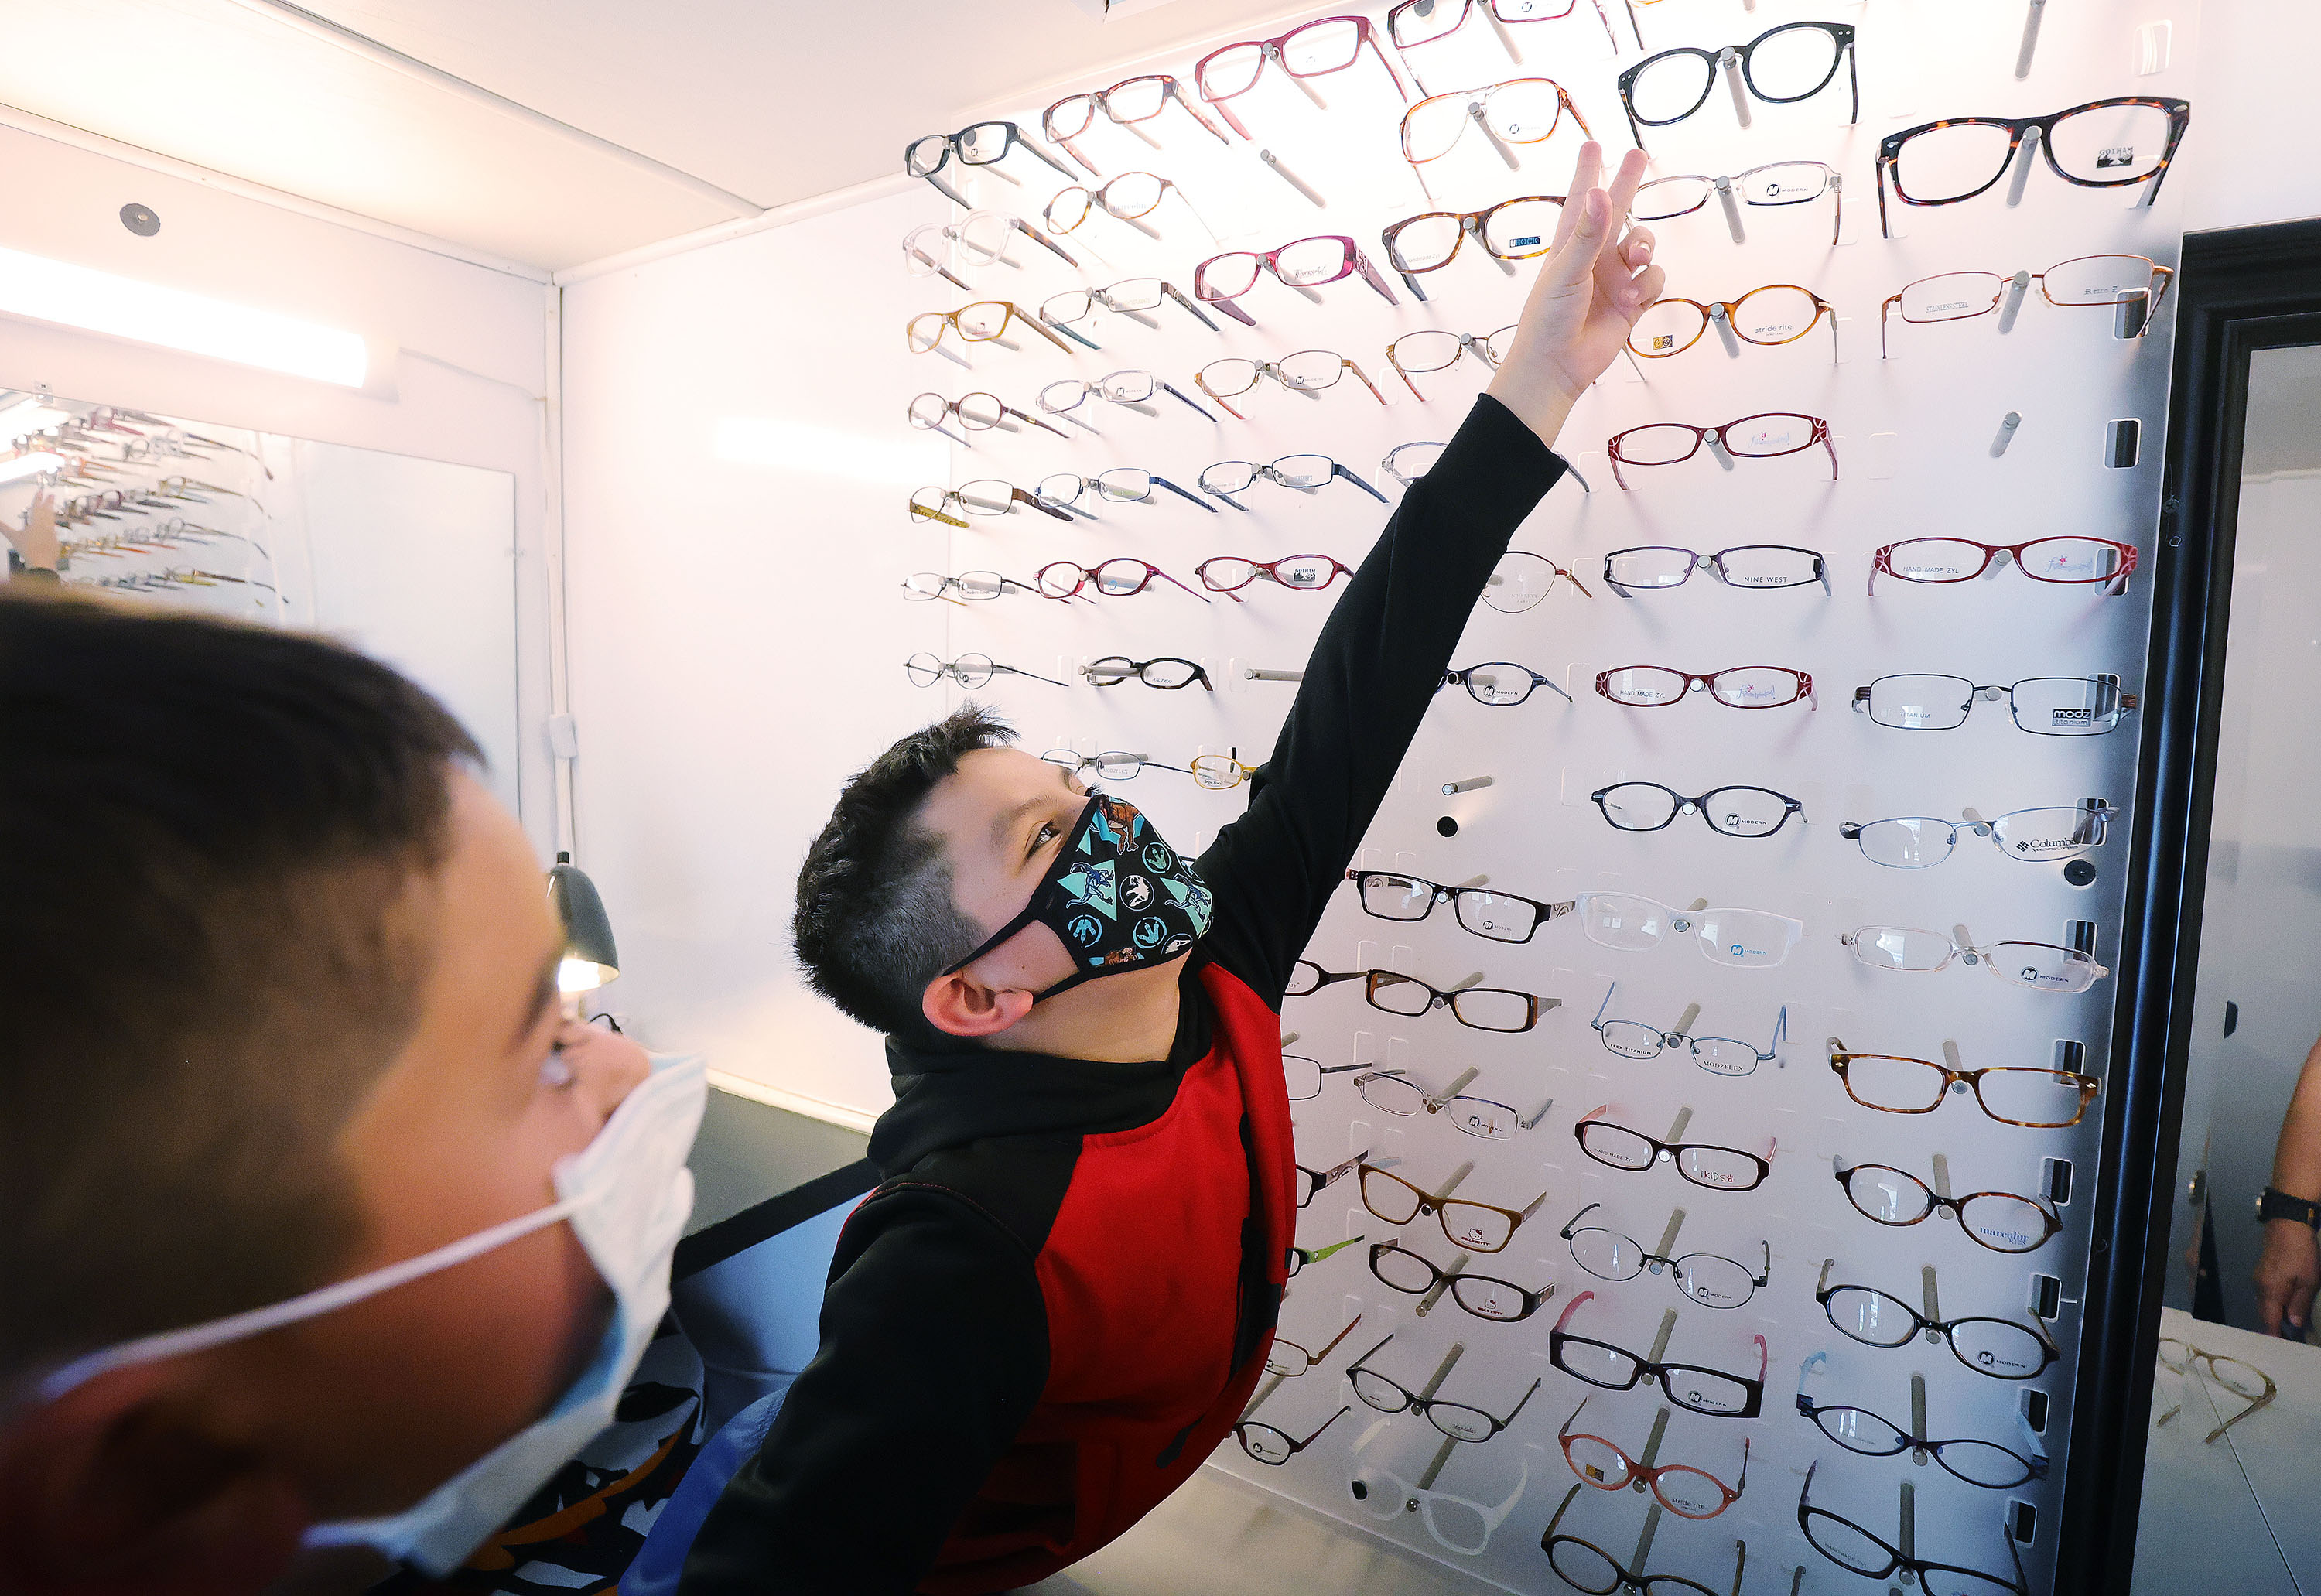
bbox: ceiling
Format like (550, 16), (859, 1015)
(0, 0), (1325, 274)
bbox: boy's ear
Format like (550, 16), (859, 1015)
(0, 1362), (314, 1596)
(922, 968), (1036, 1039)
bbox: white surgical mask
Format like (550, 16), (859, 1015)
(37, 1051), (708, 1577)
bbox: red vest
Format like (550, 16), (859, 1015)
(918, 963), (1297, 1594)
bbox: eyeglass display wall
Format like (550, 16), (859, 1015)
(885, 1), (2199, 1589)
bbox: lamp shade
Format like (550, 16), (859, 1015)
(548, 850), (620, 992)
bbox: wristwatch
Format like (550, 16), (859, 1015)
(2257, 1188), (2321, 1228)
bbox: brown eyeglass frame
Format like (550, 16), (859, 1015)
(1379, 196), (1567, 290)
(1557, 1397), (1751, 1519)
(1194, 17), (1411, 142)
(906, 301), (1074, 356)
(1607, 412), (1837, 489)
(1266, 1314), (1363, 1375)
(1629, 285), (1837, 361)
(1356, 1163), (1548, 1255)
(1875, 97), (2192, 239)
(1399, 77), (1593, 166)
(1386, 0), (1620, 90)
(1827, 1046), (2101, 1129)
(1879, 255), (2176, 356)
(1044, 75), (1233, 176)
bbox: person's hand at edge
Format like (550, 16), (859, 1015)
(1486, 142), (1663, 452)
(6, 490), (60, 573)
(2254, 1217), (2320, 1337)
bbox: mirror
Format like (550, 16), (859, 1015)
(2135, 340), (2321, 1593)
(2, 388), (520, 809)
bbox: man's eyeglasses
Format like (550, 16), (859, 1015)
(1235, 1403), (1351, 1465)
(1345, 868), (1572, 945)
(1817, 1259), (2059, 1382)
(1037, 371), (1217, 425)
(1590, 781), (1806, 839)
(1619, 23), (1858, 149)
(1562, 1203), (1769, 1309)
(1543, 1480), (1746, 1595)
(1574, 1106), (1776, 1193)
(1382, 440), (1444, 485)
(1347, 1332), (1543, 1441)
(1549, 1290), (1768, 1417)
(1192, 750), (1260, 791)
(1834, 1161), (2062, 1255)
(1598, 665), (1815, 711)
(1799, 1459), (2030, 1594)
(1198, 454), (1388, 508)
(1349, 1452), (1529, 1557)
(1196, 236), (1399, 311)
(1037, 558), (1209, 602)
(1558, 1397), (1750, 1518)
(1876, 97), (2192, 240)
(1044, 173), (1225, 255)
(1797, 1354), (2049, 1488)
(1630, 285), (1837, 362)
(1869, 535), (2138, 596)
(1359, 1163), (1549, 1253)
(901, 211), (1077, 289)
(907, 301), (1078, 356)
(907, 391), (1066, 443)
(1041, 280), (1224, 339)
(1841, 801), (2115, 868)
(1591, 985), (1788, 1076)
(1882, 256), (2173, 355)
(1369, 1240), (1555, 1321)
(1294, 1149), (1367, 1208)
(2157, 1338), (2278, 1444)
(904, 652), (1068, 691)
(1608, 413), (1837, 487)
(1281, 1239), (1366, 1285)
(1386, 0), (1619, 94)
(901, 569), (1051, 603)
(1573, 892), (1807, 969)
(1350, 1068), (1550, 1140)
(1085, 654), (1212, 691)
(1197, 553), (1355, 597)
(1043, 74), (1232, 176)
(1381, 196), (1564, 299)
(903, 121), (1075, 207)
(909, 480), (1076, 528)
(1287, 961), (1552, 1034)
(1826, 1037), (2103, 1126)
(1195, 351), (1386, 421)
(1194, 18), (1411, 142)
(1853, 672), (2138, 735)
(1041, 749), (1189, 783)
(1400, 77), (1591, 169)
(1266, 1313), (1360, 1376)
(1635, 162), (1843, 247)
(1442, 661), (1571, 707)
(1035, 470), (1215, 514)
(1484, 550), (1591, 610)
(1388, 326), (1516, 401)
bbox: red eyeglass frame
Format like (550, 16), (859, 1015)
(1036, 558), (1210, 602)
(1605, 412), (1838, 490)
(1868, 535), (2139, 597)
(1595, 665), (1817, 710)
(1557, 1396), (1752, 1519)
(1194, 236), (1400, 310)
(1195, 553), (1356, 599)
(1194, 17), (1412, 142)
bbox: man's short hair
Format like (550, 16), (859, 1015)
(793, 705), (1015, 1042)
(0, 591), (480, 1391)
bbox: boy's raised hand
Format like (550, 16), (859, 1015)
(1486, 142), (1666, 449)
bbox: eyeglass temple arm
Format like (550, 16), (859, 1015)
(995, 663), (1072, 688)
(1170, 79), (1237, 145)
(1518, 1096), (1554, 1131)
(1160, 383), (1220, 422)
(1017, 131), (1078, 181)
(1162, 283), (1221, 333)
(1552, 1287), (1595, 1335)
(1335, 463), (1390, 503)
(1502, 1376), (1543, 1426)
(1161, 567), (1213, 602)
(1365, 26), (1415, 103)
(1297, 1404), (1354, 1448)
(1010, 217), (1078, 267)
(1350, 246), (1401, 307)
(920, 171), (971, 207)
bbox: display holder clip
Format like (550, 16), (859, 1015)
(1712, 175), (1747, 244)
(1418, 1251), (1475, 1318)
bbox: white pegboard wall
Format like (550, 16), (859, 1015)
(889, 0), (2199, 1588)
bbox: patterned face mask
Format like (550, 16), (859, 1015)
(944, 793), (1213, 1001)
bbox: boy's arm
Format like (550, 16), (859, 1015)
(678, 1188), (1049, 1596)
(1196, 143), (1663, 1006)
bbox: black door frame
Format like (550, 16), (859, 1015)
(2060, 217), (2321, 1593)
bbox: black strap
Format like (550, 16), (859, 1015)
(672, 1157), (883, 1281)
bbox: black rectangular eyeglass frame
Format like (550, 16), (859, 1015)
(1814, 1259), (2060, 1380)
(1286, 961), (1554, 1032)
(1798, 1460), (2029, 1594)
(1366, 1239), (1555, 1322)
(1345, 1331), (1543, 1441)
(1541, 1482), (1745, 1595)
(1547, 1290), (1767, 1417)
(1616, 22), (1858, 150)
(903, 121), (1075, 206)
(1294, 1148), (1368, 1208)
(1343, 869), (1575, 943)
(1795, 1390), (2047, 1489)
(1236, 1403), (1351, 1465)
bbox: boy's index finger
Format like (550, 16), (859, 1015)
(1547, 141), (1605, 253)
(1604, 146), (1649, 227)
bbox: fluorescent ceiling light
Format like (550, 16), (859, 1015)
(0, 451), (68, 487)
(0, 245), (369, 389)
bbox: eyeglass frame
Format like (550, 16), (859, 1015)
(902, 121), (1075, 206)
(1195, 235), (1400, 311)
(1035, 371), (1219, 425)
(1635, 162), (1844, 247)
(1265, 1310), (1362, 1374)
(1345, 1331), (1543, 1441)
(1875, 97), (2192, 240)
(1386, 0), (1620, 92)
(1548, 1290), (1769, 1418)
(1036, 557), (1211, 603)
(907, 390), (1067, 441)
(1040, 749), (1190, 783)
(1839, 801), (2118, 867)
(1294, 1149), (1368, 1208)
(1851, 673), (2138, 734)
(1386, 325), (1516, 401)
(1198, 454), (1390, 507)
(1629, 284), (1838, 362)
(1194, 350), (1386, 421)
(1357, 1161), (1549, 1254)
(1193, 16), (1412, 142)
(1796, 1353), (2049, 1489)
(1798, 1459), (2030, 1594)
(1196, 552), (1357, 597)
(1349, 1451), (1530, 1557)
(1833, 1160), (2063, 1254)
(1350, 1068), (1552, 1141)
(1814, 1257), (2061, 1381)
(1868, 535), (2139, 596)
(1040, 279), (1222, 337)
(1826, 1037), (2102, 1128)
(1589, 986), (1789, 1074)
(1084, 654), (1214, 691)
(1879, 256), (2175, 356)
(906, 300), (1076, 355)
(1191, 749), (1260, 791)
(2157, 1338), (2280, 1444)
(1617, 23), (1859, 150)
(902, 212), (1078, 285)
(1235, 1402), (1352, 1464)
(1542, 1480), (1747, 1595)
(1560, 1203), (1771, 1310)
(1608, 412), (1838, 488)
(1366, 1239), (1556, 1321)
(1602, 542), (1830, 596)
(1557, 1396), (1751, 1518)
(1596, 664), (1817, 712)
(1379, 195), (1567, 299)
(903, 652), (1069, 690)
(1034, 470), (1215, 515)
(1840, 925), (2112, 993)
(1042, 74), (1232, 177)
(1399, 76), (1594, 167)
(900, 569), (1055, 603)
(1344, 867), (1574, 945)
(1573, 1106), (1776, 1193)
(910, 480), (1075, 528)
(1287, 961), (1554, 1034)
(1442, 661), (1574, 708)
(1283, 1237), (1366, 1283)
(1589, 781), (1807, 839)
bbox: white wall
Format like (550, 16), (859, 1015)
(2183, 0), (2321, 233)
(0, 123), (559, 848)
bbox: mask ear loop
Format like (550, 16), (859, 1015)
(939, 795), (1102, 979)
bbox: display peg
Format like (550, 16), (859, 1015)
(1911, 1373), (1930, 1458)
(1428, 1162), (1476, 1205)
(1455, 873), (1490, 889)
(1665, 1106), (1695, 1147)
(1443, 775), (1495, 795)
(1418, 1251), (1473, 1318)
(1471, 104), (1523, 171)
(1929, 1153), (1954, 1201)
(1711, 305), (1744, 358)
(1651, 1208), (1689, 1272)
(1415, 1432), (1462, 1492)
(1996, 270), (2032, 333)
(1671, 1001), (1702, 1037)
(1637, 1406), (1673, 1476)
(2005, 126), (2042, 207)
(1921, 1266), (1942, 1340)
(1647, 1307), (1680, 1366)
(1243, 1372), (1287, 1421)
(1991, 411), (2022, 456)
(1899, 1479), (1916, 1561)
(1713, 175), (1747, 244)
(1718, 46), (1752, 127)
(1246, 666), (1304, 682)
(1258, 149), (1326, 209)
(1416, 1341), (1468, 1404)
(2015, 0), (2046, 77)
(1631, 1503), (1666, 1572)
(1450, 971), (1485, 995)
(1444, 1067), (1482, 1098)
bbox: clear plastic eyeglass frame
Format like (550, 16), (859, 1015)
(1383, 440), (1446, 485)
(1041, 749), (1189, 783)
(1571, 892), (1808, 969)
(1591, 985), (1788, 1077)
(1632, 162), (1843, 246)
(2157, 1338), (2279, 1444)
(1839, 801), (2115, 868)
(1840, 925), (2111, 993)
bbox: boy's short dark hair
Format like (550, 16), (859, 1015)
(793, 705), (1016, 1043)
(1, 591), (480, 1391)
